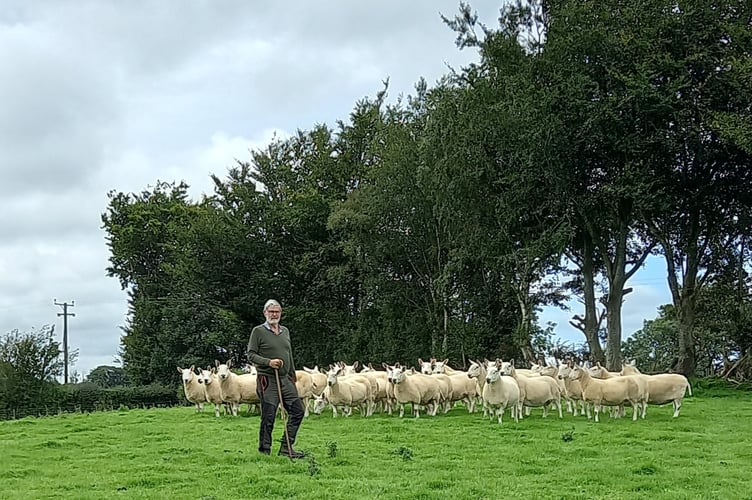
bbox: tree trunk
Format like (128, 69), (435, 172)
(675, 295), (697, 376)
(441, 304), (449, 355)
(605, 289), (624, 371)
(657, 212), (702, 378)
(517, 293), (536, 366)
(581, 237), (606, 364)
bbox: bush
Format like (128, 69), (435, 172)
(0, 380), (182, 420)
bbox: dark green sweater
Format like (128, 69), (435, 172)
(247, 323), (296, 378)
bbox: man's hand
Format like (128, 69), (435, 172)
(269, 359), (284, 369)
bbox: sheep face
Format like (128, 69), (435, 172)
(486, 364), (502, 384)
(391, 366), (408, 384)
(432, 359), (449, 374)
(558, 363), (573, 380)
(500, 361), (515, 377)
(179, 367), (196, 384)
(326, 366), (344, 387)
(341, 362), (358, 376)
(588, 365), (607, 379)
(418, 359), (433, 375)
(467, 361), (481, 379)
(198, 369), (213, 385)
(313, 395), (328, 415)
(568, 365), (585, 381)
(216, 363), (232, 381)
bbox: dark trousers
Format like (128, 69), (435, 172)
(256, 373), (305, 453)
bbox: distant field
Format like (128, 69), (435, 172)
(2, 384), (751, 499)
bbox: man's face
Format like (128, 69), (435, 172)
(265, 306), (282, 325)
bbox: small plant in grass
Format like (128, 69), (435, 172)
(561, 429), (574, 442)
(392, 446), (413, 461)
(326, 440), (338, 458)
(307, 454), (321, 477)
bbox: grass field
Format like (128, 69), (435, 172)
(1, 384), (751, 499)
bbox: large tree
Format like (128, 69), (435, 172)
(636, 0), (752, 375)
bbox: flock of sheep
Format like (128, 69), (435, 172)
(177, 357), (692, 424)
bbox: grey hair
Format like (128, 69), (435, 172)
(263, 299), (281, 312)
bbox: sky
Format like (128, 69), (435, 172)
(0, 0), (672, 380)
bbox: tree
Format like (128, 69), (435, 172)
(0, 326), (64, 381)
(636, 0), (752, 376)
(0, 326), (66, 417)
(86, 365), (128, 387)
(102, 181), (247, 384)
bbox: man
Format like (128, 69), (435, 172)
(247, 299), (306, 459)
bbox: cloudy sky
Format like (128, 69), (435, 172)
(0, 0), (671, 379)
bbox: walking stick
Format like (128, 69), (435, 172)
(274, 368), (294, 461)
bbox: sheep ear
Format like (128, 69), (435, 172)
(214, 359), (220, 368)
(442, 358), (448, 365)
(382, 362), (389, 370)
(190, 365), (195, 371)
(418, 358), (424, 364)
(353, 361), (360, 369)
(227, 359), (233, 368)
(177, 366), (183, 373)
(510, 359), (515, 367)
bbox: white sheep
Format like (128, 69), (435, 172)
(385, 364), (441, 418)
(303, 366), (328, 396)
(556, 361), (588, 417)
(588, 362), (649, 419)
(417, 358), (453, 413)
(568, 363), (647, 422)
(197, 367), (227, 417)
(359, 363), (394, 415)
(313, 365), (374, 417)
(501, 360), (563, 418)
(178, 366), (207, 412)
(620, 361), (692, 417)
(432, 359), (479, 413)
(214, 359), (260, 417)
(467, 359), (489, 417)
(293, 370), (315, 417)
(482, 359), (521, 424)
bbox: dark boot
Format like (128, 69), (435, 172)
(278, 448), (307, 459)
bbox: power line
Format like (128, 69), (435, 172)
(54, 299), (75, 385)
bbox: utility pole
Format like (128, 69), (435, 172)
(54, 299), (75, 384)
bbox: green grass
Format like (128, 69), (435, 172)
(1, 388), (752, 499)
